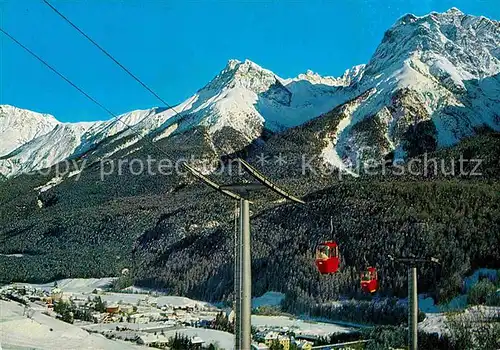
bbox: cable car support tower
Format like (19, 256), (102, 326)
(183, 158), (304, 350)
(388, 255), (440, 350)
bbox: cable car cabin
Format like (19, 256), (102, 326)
(315, 242), (340, 274)
(360, 267), (378, 293)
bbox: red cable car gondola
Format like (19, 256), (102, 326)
(315, 241), (340, 274)
(360, 267), (378, 293)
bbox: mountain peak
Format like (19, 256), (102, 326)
(291, 65), (365, 87)
(298, 69), (322, 80)
(237, 59), (267, 73)
(445, 7), (464, 16)
(294, 69), (338, 86)
(226, 59), (241, 70)
(223, 58), (262, 71)
(0, 104), (57, 121)
(203, 58), (279, 94)
(367, 7), (500, 80)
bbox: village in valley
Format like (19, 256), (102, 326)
(0, 278), (356, 350)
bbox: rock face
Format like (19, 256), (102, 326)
(321, 8), (500, 169)
(1, 8), (499, 177)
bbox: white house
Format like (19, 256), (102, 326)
(136, 334), (169, 347)
(191, 336), (204, 345)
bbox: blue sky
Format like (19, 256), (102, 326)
(1, 0), (499, 122)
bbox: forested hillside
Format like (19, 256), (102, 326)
(0, 125), (498, 317)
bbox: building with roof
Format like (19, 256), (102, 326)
(106, 305), (120, 314)
(136, 334), (170, 347)
(293, 339), (313, 350)
(191, 336), (204, 345)
(256, 331), (291, 350)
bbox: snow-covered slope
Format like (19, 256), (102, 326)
(0, 123), (93, 176)
(0, 105), (59, 157)
(72, 107), (164, 157)
(151, 58), (354, 141)
(0, 299), (142, 350)
(0, 109), (163, 177)
(0, 60), (354, 176)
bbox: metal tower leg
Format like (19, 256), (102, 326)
(234, 203), (241, 349)
(240, 199), (251, 349)
(408, 267), (418, 350)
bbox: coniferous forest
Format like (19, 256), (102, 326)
(0, 126), (499, 323)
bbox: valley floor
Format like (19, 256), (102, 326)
(0, 278), (358, 350)
(0, 300), (143, 350)
(2, 275), (498, 349)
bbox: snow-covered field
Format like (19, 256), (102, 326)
(10, 278), (211, 309)
(15, 277), (117, 293)
(252, 291), (285, 308)
(0, 300), (144, 350)
(98, 293), (212, 309)
(121, 285), (167, 294)
(251, 292), (358, 338)
(81, 324), (234, 349)
(252, 315), (354, 337)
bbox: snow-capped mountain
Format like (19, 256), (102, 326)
(0, 60), (354, 176)
(283, 64), (365, 87)
(0, 8), (498, 177)
(324, 7), (500, 167)
(164, 59), (353, 139)
(0, 105), (59, 157)
(0, 108), (158, 177)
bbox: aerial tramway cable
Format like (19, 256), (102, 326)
(42, 0), (177, 112)
(0, 27), (188, 165)
(42, 0), (232, 160)
(0, 28), (116, 119)
(3, 9), (307, 350)
(0, 26), (226, 172)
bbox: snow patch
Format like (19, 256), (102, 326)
(17, 277), (117, 293)
(419, 313), (449, 336)
(321, 135), (359, 177)
(0, 253), (24, 258)
(153, 123), (178, 142)
(97, 136), (141, 160)
(252, 291), (285, 309)
(67, 169), (82, 179)
(34, 176), (63, 193)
